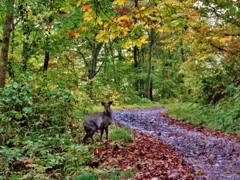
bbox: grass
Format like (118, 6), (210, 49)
(110, 126), (133, 143)
(164, 102), (240, 134)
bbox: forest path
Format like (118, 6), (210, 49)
(113, 108), (240, 180)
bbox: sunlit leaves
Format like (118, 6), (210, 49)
(113, 0), (129, 6)
(133, 35), (149, 48)
(96, 30), (109, 43)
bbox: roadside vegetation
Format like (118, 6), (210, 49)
(165, 86), (240, 134)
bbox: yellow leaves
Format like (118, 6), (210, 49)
(83, 11), (93, 21)
(117, 15), (131, 26)
(145, 7), (155, 15)
(96, 30), (109, 43)
(198, 169), (204, 175)
(132, 7), (141, 18)
(113, 0), (129, 6)
(133, 35), (148, 48)
(120, 27), (129, 36)
(81, 26), (88, 32)
(122, 34), (149, 49)
(218, 36), (232, 43)
(139, 35), (148, 44)
(96, 17), (103, 25)
(22, 6), (31, 13)
(156, 27), (165, 33)
(123, 38), (131, 49)
(183, 10), (200, 20)
(81, 3), (93, 21)
(187, 173), (194, 178)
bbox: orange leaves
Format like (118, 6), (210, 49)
(114, 7), (129, 16)
(117, 15), (132, 28)
(67, 30), (80, 38)
(81, 4), (91, 11)
(45, 23), (51, 29)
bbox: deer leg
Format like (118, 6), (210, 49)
(83, 134), (89, 144)
(83, 130), (95, 143)
(105, 126), (109, 140)
(100, 128), (104, 141)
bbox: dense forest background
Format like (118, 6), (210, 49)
(0, 0), (239, 179)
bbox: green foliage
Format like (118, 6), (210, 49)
(75, 173), (98, 180)
(99, 169), (133, 180)
(0, 74), (76, 137)
(0, 133), (93, 179)
(0, 74), (89, 179)
(74, 169), (134, 180)
(165, 89), (240, 134)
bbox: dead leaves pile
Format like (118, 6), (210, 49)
(90, 130), (195, 179)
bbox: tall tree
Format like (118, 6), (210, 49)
(0, 0), (14, 88)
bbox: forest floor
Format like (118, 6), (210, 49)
(97, 108), (240, 180)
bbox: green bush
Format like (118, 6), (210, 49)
(0, 74), (76, 139)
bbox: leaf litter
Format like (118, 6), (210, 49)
(96, 130), (194, 179)
(99, 108), (240, 180)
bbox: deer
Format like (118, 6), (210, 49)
(83, 101), (113, 144)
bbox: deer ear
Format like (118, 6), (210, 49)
(109, 101), (113, 105)
(101, 102), (105, 106)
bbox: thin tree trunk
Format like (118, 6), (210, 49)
(88, 41), (103, 99)
(21, 4), (30, 72)
(146, 28), (155, 100)
(43, 29), (50, 71)
(0, 0), (14, 88)
(43, 51), (50, 71)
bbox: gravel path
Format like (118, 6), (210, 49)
(113, 108), (240, 180)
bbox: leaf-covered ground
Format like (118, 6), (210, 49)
(109, 108), (240, 180)
(96, 130), (194, 179)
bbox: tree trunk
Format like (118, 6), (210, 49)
(88, 41), (103, 99)
(145, 28), (155, 100)
(43, 51), (50, 71)
(0, 0), (14, 88)
(43, 30), (50, 71)
(21, 4), (30, 72)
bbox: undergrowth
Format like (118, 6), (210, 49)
(165, 100), (240, 135)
